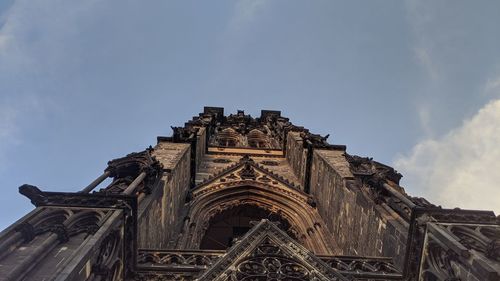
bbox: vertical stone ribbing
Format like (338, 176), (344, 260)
(309, 149), (409, 269)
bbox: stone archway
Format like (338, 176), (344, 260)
(179, 182), (336, 254)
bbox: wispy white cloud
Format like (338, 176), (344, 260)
(229, 0), (267, 31)
(416, 103), (433, 136)
(0, 32), (9, 51)
(0, 104), (18, 142)
(0, 100), (24, 170)
(0, 1), (58, 170)
(0, 96), (48, 170)
(414, 46), (439, 81)
(405, 0), (440, 82)
(485, 75), (500, 93)
(0, 0), (101, 79)
(395, 99), (500, 214)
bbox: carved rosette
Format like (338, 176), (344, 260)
(234, 255), (311, 280)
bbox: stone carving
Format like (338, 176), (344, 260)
(92, 230), (123, 281)
(405, 208), (500, 281)
(137, 250), (223, 268)
(167, 107), (343, 151)
(66, 210), (103, 237)
(14, 222), (36, 242)
(212, 158), (232, 164)
(172, 126), (199, 143)
(133, 273), (196, 281)
(481, 227), (500, 261)
(345, 154), (402, 185)
(203, 110), (282, 149)
(344, 154), (442, 221)
(194, 156), (302, 192)
(321, 256), (400, 279)
(196, 220), (348, 281)
(247, 128), (271, 148)
(448, 225), (500, 262)
(12, 204), (105, 244)
(238, 158), (257, 180)
(19, 184), (48, 206)
(233, 243), (312, 280)
(105, 149), (158, 178)
(260, 160), (279, 166)
(101, 148), (163, 195)
(300, 131), (330, 149)
(421, 240), (462, 281)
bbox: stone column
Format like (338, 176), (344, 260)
(123, 171), (147, 195)
(80, 171), (111, 193)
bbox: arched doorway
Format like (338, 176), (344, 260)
(182, 179), (336, 254)
(200, 204), (296, 250)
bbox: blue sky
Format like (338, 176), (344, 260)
(1, 0), (500, 230)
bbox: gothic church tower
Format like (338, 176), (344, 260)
(0, 107), (498, 280)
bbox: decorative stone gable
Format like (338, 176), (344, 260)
(191, 155), (306, 202)
(196, 220), (348, 281)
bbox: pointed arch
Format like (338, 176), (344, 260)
(180, 180), (335, 254)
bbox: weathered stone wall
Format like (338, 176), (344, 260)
(195, 127), (207, 170)
(138, 141), (191, 248)
(310, 149), (408, 269)
(285, 132), (307, 187)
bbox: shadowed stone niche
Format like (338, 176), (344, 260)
(199, 204), (297, 250)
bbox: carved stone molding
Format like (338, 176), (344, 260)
(137, 250), (224, 270)
(193, 155), (303, 197)
(322, 257), (401, 279)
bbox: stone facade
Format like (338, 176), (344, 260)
(0, 107), (498, 281)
